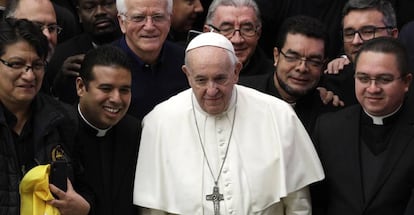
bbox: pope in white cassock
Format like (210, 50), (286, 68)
(133, 32), (325, 215)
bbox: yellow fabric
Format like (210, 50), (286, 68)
(19, 164), (60, 215)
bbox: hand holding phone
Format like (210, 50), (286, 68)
(49, 160), (68, 198)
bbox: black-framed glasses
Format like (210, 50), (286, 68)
(207, 24), (258, 38)
(354, 73), (402, 86)
(0, 58), (47, 73)
(342, 26), (394, 43)
(279, 50), (324, 68)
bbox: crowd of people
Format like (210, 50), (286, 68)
(0, 0), (414, 214)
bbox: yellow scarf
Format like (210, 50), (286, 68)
(19, 164), (60, 215)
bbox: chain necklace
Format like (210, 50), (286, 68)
(191, 90), (237, 215)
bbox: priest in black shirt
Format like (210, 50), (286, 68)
(312, 37), (414, 215)
(74, 45), (141, 215)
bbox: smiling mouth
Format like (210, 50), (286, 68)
(104, 106), (121, 113)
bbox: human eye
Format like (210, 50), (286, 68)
(8, 61), (26, 69)
(47, 24), (62, 34)
(356, 74), (370, 83)
(219, 24), (235, 36)
(194, 77), (207, 85)
(32, 61), (46, 70)
(376, 75), (394, 84)
(152, 14), (166, 23)
(119, 87), (131, 94)
(360, 26), (376, 34)
(307, 58), (324, 67)
(343, 29), (356, 37)
(129, 14), (146, 22)
(99, 85), (113, 92)
(214, 75), (228, 85)
(240, 24), (256, 36)
(284, 54), (299, 62)
(81, 2), (97, 10)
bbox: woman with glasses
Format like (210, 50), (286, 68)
(0, 18), (90, 215)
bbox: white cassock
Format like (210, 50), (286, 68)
(134, 85), (324, 215)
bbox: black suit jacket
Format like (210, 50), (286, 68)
(75, 114), (141, 215)
(312, 104), (414, 215)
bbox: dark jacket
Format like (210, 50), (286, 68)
(312, 104), (414, 215)
(74, 114), (141, 215)
(0, 93), (79, 215)
(113, 37), (189, 120)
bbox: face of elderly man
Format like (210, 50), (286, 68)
(182, 46), (241, 115)
(206, 5), (261, 66)
(118, 0), (171, 62)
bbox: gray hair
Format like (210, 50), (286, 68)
(342, 0), (397, 28)
(116, 0), (173, 16)
(205, 0), (261, 26)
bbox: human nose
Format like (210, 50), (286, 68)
(365, 79), (382, 92)
(142, 16), (156, 28)
(94, 4), (106, 14)
(194, 0), (204, 13)
(296, 59), (308, 72)
(205, 81), (219, 94)
(352, 32), (364, 44)
(109, 90), (122, 103)
(20, 66), (36, 80)
(41, 28), (53, 42)
(229, 30), (244, 44)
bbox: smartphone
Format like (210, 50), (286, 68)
(49, 160), (68, 196)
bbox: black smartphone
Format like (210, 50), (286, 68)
(49, 160), (68, 196)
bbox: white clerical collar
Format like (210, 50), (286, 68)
(77, 104), (112, 137)
(192, 86), (237, 117)
(363, 105), (402, 125)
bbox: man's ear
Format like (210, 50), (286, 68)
(76, 77), (86, 97)
(391, 28), (399, 38)
(203, 24), (210, 33)
(273, 47), (280, 67)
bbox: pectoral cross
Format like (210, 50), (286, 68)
(206, 186), (224, 215)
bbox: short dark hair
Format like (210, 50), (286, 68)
(0, 18), (48, 60)
(275, 15), (329, 57)
(79, 45), (132, 87)
(355, 37), (410, 76)
(342, 0), (397, 28)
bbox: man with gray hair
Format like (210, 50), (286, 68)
(133, 32), (324, 214)
(204, 0), (273, 76)
(114, 0), (189, 120)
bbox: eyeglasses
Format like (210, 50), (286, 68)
(207, 24), (258, 38)
(121, 13), (168, 24)
(0, 58), (47, 73)
(342, 26), (393, 43)
(34, 22), (63, 35)
(279, 50), (324, 69)
(354, 73), (402, 86)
